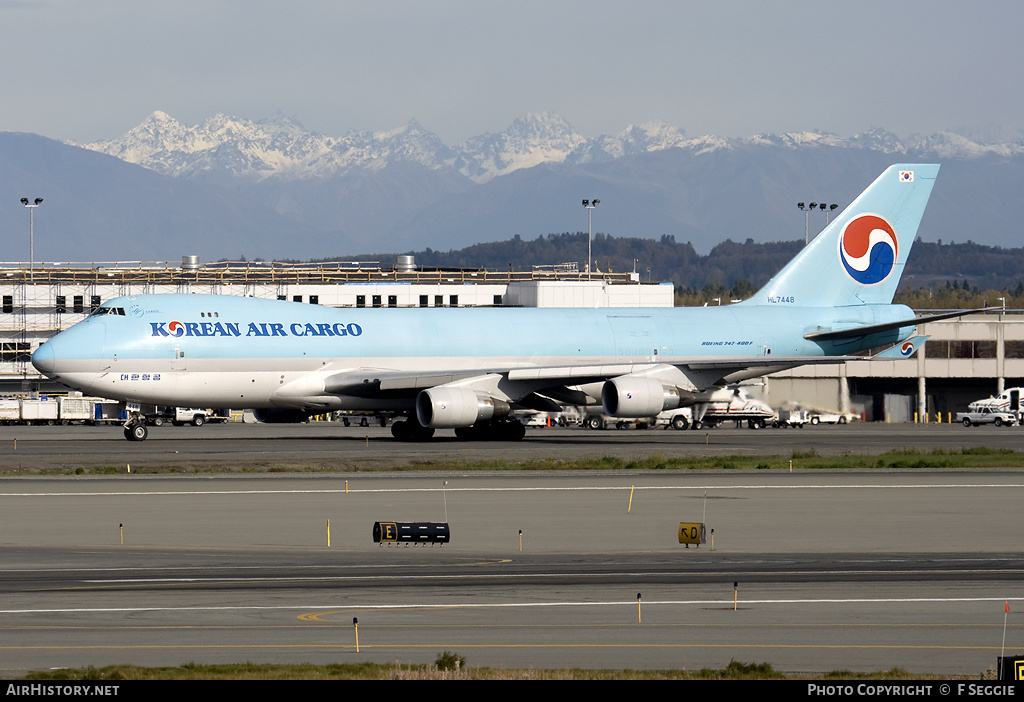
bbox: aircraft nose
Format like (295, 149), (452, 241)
(31, 341), (55, 375)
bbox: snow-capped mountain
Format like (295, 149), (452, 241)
(81, 111), (708, 184)
(83, 111), (1024, 188)
(452, 111), (586, 183)
(5, 110), (1021, 263)
(84, 110), (595, 184)
(83, 111), (453, 181)
(565, 121), (689, 164)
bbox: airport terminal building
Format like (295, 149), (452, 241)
(769, 312), (1023, 422)
(1, 256), (1014, 421)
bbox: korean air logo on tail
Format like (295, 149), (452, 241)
(900, 341), (916, 357)
(838, 213), (898, 286)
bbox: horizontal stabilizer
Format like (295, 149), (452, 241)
(873, 336), (929, 359)
(804, 308), (987, 342)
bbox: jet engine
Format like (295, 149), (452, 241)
(416, 387), (510, 428)
(602, 376), (681, 417)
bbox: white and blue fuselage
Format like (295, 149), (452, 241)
(31, 164), (940, 439)
(32, 294), (916, 409)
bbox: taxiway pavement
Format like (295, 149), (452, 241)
(1, 459), (1022, 676)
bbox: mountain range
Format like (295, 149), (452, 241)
(1, 111), (1022, 263)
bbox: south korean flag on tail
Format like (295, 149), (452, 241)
(899, 170), (914, 183)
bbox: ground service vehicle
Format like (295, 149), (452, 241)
(677, 387), (773, 429)
(957, 388), (1024, 424)
(146, 407), (211, 426)
(772, 409), (808, 428)
(957, 403), (1017, 427)
(809, 411), (852, 425)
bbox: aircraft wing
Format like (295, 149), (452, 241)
(305, 355), (866, 405)
(655, 355), (864, 387)
(317, 363), (669, 402)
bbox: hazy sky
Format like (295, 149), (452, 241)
(2, 0), (1022, 145)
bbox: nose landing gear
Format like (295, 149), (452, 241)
(123, 412), (149, 441)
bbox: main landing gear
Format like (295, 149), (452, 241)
(453, 418), (526, 442)
(390, 418), (435, 442)
(390, 417), (526, 442)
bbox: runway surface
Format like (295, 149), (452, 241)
(2, 444), (1023, 676)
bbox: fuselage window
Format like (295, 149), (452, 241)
(89, 307), (126, 317)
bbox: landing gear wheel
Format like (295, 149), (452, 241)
(390, 419), (435, 442)
(504, 420), (526, 441)
(454, 419), (526, 441)
(124, 423), (148, 441)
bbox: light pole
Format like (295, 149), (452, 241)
(20, 198), (43, 281)
(582, 198), (600, 280)
(822, 202), (838, 226)
(798, 201), (839, 244)
(797, 202), (814, 245)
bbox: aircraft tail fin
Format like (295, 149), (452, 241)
(748, 164), (939, 308)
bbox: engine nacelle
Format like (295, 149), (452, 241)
(602, 376), (681, 417)
(416, 387), (510, 428)
(252, 408), (310, 423)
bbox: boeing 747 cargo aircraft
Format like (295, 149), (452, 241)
(33, 164), (953, 442)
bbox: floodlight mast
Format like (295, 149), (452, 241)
(797, 201), (838, 244)
(797, 202), (809, 245)
(582, 198), (600, 280)
(21, 197), (43, 282)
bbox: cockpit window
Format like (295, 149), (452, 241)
(89, 306), (126, 317)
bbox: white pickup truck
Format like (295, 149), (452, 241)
(147, 407), (210, 427)
(956, 403), (1017, 427)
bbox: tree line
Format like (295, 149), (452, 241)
(304, 233), (1024, 309)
